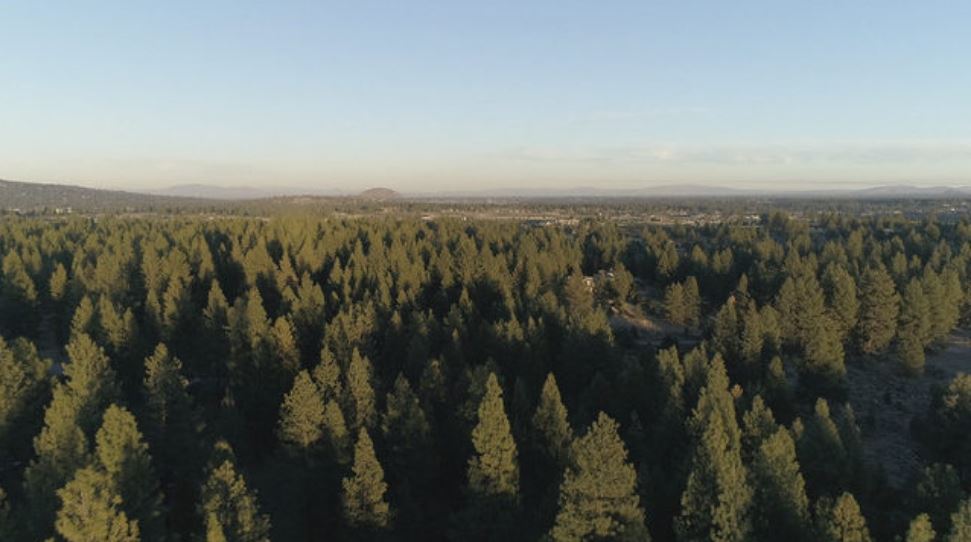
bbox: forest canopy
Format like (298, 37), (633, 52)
(1, 206), (970, 541)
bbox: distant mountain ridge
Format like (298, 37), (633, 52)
(146, 184), (350, 200)
(0, 178), (209, 211)
(356, 187), (402, 200)
(4, 178), (971, 211)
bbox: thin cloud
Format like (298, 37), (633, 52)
(570, 107), (710, 124)
(506, 141), (971, 166)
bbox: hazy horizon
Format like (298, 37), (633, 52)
(3, 2), (970, 191)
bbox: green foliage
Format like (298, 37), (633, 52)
(142, 342), (194, 453)
(93, 404), (164, 539)
(815, 492), (871, 542)
(898, 278), (931, 375)
(904, 513), (935, 542)
(856, 264), (900, 355)
(456, 372), (520, 540)
(0, 336), (49, 450)
(323, 399), (352, 465)
(468, 373), (519, 498)
(677, 357), (752, 542)
(0, 249), (39, 337)
(24, 333), (119, 538)
(55, 467), (140, 542)
(4, 208), (971, 541)
(49, 262), (69, 302)
(381, 373), (433, 473)
(922, 374), (971, 486)
(278, 370), (326, 452)
(821, 263), (859, 340)
(751, 428), (810, 541)
(532, 372), (573, 467)
(741, 395), (777, 461)
(549, 412), (648, 542)
(61, 333), (121, 433)
(199, 442), (271, 542)
(796, 398), (853, 496)
(802, 314), (847, 394)
(913, 463), (966, 537)
(341, 429), (391, 530)
(664, 282), (687, 326)
(947, 499), (971, 542)
(344, 349), (376, 432)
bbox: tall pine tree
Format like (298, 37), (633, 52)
(341, 429), (391, 532)
(55, 467), (140, 542)
(549, 412), (649, 542)
(676, 357), (752, 542)
(856, 264), (900, 355)
(457, 372), (520, 541)
(198, 441), (271, 542)
(278, 370), (326, 453)
(815, 492), (871, 542)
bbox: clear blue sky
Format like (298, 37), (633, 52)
(2, 1), (971, 192)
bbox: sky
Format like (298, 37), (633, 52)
(2, 1), (971, 193)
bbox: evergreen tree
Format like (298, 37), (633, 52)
(344, 349), (376, 432)
(797, 398), (851, 496)
(712, 300), (740, 363)
(23, 388), (89, 538)
(922, 267), (959, 344)
(0, 336), (49, 451)
(55, 467), (140, 542)
(751, 428), (810, 541)
(904, 513), (935, 542)
(531, 372), (573, 466)
(49, 262), (69, 302)
(775, 271), (828, 350)
(857, 264), (900, 355)
(683, 276), (702, 328)
(802, 314), (846, 395)
(199, 441), (272, 542)
(270, 316), (301, 379)
(142, 343), (194, 461)
(947, 498), (971, 542)
(676, 357), (752, 542)
(457, 372), (520, 540)
(664, 282), (687, 326)
(203, 279), (231, 372)
(940, 269), (963, 338)
(24, 333), (119, 537)
(313, 347), (343, 401)
(380, 373), (434, 533)
(741, 396), (777, 461)
(381, 372), (433, 476)
(278, 370), (326, 453)
(549, 412), (649, 542)
(822, 263), (859, 341)
(467, 373), (519, 498)
(815, 492), (872, 542)
(94, 404), (164, 539)
(61, 333), (121, 433)
(913, 463), (965, 538)
(323, 399), (351, 465)
(898, 278), (931, 375)
(70, 296), (98, 340)
(0, 249), (39, 337)
(738, 301), (765, 373)
(342, 429), (391, 531)
(142, 342), (197, 533)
